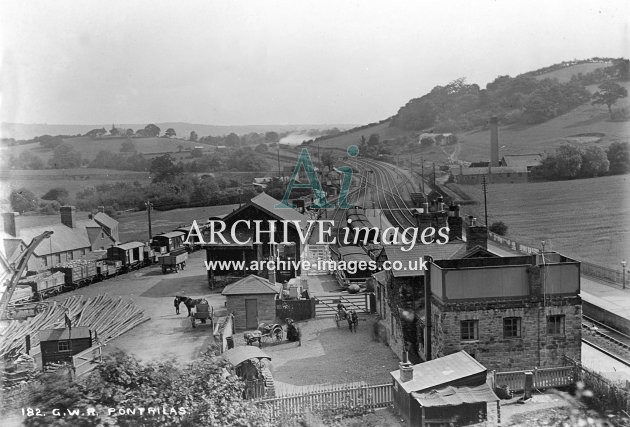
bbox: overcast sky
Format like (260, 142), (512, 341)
(1, 0), (628, 126)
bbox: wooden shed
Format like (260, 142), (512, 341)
(391, 351), (498, 426)
(222, 275), (279, 330)
(152, 231), (185, 253)
(34, 327), (93, 367)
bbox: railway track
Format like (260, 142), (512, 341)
(582, 316), (630, 366)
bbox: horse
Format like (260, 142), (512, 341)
(347, 310), (358, 333)
(175, 295), (203, 317)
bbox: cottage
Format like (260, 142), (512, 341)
(222, 275), (280, 330)
(391, 350), (498, 426)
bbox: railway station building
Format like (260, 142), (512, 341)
(204, 192), (308, 289)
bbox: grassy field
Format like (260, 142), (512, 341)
(0, 168), (151, 196)
(13, 204), (240, 243)
(450, 174), (630, 269)
(532, 61), (612, 83)
(1, 136), (205, 164)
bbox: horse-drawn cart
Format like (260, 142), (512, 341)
(191, 299), (213, 328)
(244, 322), (283, 347)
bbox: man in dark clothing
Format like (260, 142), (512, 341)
(174, 297), (180, 315)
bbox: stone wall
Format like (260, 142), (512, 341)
(431, 299), (581, 371)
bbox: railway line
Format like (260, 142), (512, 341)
(582, 316), (630, 366)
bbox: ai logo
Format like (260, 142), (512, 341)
(276, 145), (359, 209)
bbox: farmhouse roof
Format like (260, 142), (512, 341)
(390, 351), (486, 393)
(18, 224), (91, 257)
(382, 242), (466, 277)
(222, 274), (279, 296)
(37, 327), (91, 342)
(412, 383), (499, 407)
(93, 212), (118, 231)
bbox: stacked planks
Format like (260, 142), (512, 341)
(0, 294), (149, 359)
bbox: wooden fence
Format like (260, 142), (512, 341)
(276, 299), (316, 322)
(72, 344), (103, 378)
(255, 383), (393, 417)
(493, 366), (575, 392)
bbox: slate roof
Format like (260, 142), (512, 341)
(227, 192), (308, 225)
(222, 274), (279, 296)
(390, 351), (486, 393)
(382, 242), (466, 277)
(412, 383), (499, 407)
(93, 212), (118, 231)
(37, 327), (91, 342)
(18, 224), (91, 257)
(453, 166), (527, 175)
(158, 231), (186, 239)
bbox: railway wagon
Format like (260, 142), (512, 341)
(174, 226), (203, 252)
(51, 259), (98, 289)
(96, 259), (122, 278)
(107, 242), (146, 270)
(159, 248), (188, 273)
(329, 245), (376, 288)
(18, 271), (67, 299)
(151, 231), (185, 254)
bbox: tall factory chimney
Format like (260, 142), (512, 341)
(490, 116), (499, 166)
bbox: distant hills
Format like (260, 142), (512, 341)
(1, 122), (358, 141)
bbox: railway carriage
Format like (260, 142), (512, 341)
(107, 242), (146, 271)
(151, 231), (185, 254)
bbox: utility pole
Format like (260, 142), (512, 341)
(277, 144), (281, 178)
(482, 176), (488, 230)
(421, 157), (425, 194)
(622, 260), (627, 290)
(432, 162), (436, 188)
(145, 201), (153, 240)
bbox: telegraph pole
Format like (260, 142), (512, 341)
(145, 201), (153, 240)
(421, 157), (425, 194)
(482, 176), (488, 230)
(432, 162), (436, 187)
(277, 144), (281, 178)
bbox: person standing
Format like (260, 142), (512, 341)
(174, 297), (180, 315)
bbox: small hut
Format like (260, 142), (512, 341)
(391, 351), (499, 426)
(222, 275), (279, 330)
(34, 327), (93, 367)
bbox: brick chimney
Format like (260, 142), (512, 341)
(2, 212), (17, 237)
(447, 204), (463, 240)
(465, 216), (487, 251)
(490, 116), (499, 167)
(60, 206), (76, 228)
(399, 351), (413, 382)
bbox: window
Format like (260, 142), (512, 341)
(43, 257), (48, 267)
(55, 254), (61, 265)
(58, 340), (71, 352)
(68, 251), (73, 260)
(547, 315), (565, 335)
(503, 317), (521, 338)
(460, 320), (478, 341)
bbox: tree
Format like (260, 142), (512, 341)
(10, 188), (38, 213)
(85, 128), (107, 138)
(254, 143), (268, 153)
(38, 135), (64, 149)
(225, 133), (240, 146)
(143, 124), (161, 137)
(120, 140), (137, 152)
(165, 128), (176, 138)
(580, 146), (609, 177)
(17, 151), (44, 169)
(125, 128), (135, 137)
(489, 221), (508, 236)
(264, 131), (279, 143)
(321, 150), (335, 172)
(41, 187), (69, 203)
(591, 81), (628, 118)
(554, 145), (583, 179)
(149, 154), (183, 182)
(48, 144), (82, 169)
(607, 141), (630, 175)
(190, 148), (204, 158)
(189, 131), (198, 142)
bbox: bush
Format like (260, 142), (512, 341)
(489, 221), (508, 236)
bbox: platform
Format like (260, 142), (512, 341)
(581, 277), (630, 335)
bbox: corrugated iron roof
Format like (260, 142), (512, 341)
(383, 242), (466, 277)
(157, 231), (186, 238)
(115, 241), (145, 250)
(222, 274), (279, 295)
(222, 346), (271, 367)
(93, 212), (118, 231)
(37, 327), (91, 342)
(390, 351), (486, 393)
(412, 383), (499, 407)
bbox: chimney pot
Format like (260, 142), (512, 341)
(399, 360), (414, 383)
(2, 212), (17, 237)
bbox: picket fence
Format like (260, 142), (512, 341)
(493, 365), (575, 392)
(254, 383), (392, 417)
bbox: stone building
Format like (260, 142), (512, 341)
(222, 275), (280, 330)
(424, 252), (581, 370)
